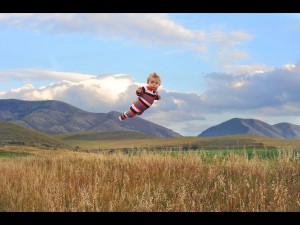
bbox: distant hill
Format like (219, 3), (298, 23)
(0, 99), (181, 138)
(0, 121), (71, 149)
(198, 118), (300, 139)
(272, 123), (300, 138)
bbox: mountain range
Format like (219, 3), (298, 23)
(0, 99), (181, 138)
(198, 118), (300, 139)
(1, 99), (300, 139)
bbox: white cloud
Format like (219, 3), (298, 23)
(282, 63), (296, 72)
(232, 63), (271, 75)
(0, 13), (199, 46)
(0, 13), (254, 71)
(0, 74), (136, 111)
(0, 68), (96, 83)
(201, 62), (300, 115)
(10, 84), (35, 93)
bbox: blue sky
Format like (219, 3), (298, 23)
(0, 13), (300, 136)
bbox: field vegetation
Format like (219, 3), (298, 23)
(55, 133), (300, 152)
(0, 141), (299, 212)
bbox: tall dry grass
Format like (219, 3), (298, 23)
(0, 148), (299, 212)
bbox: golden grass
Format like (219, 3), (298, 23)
(0, 146), (299, 212)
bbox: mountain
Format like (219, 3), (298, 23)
(198, 118), (300, 139)
(0, 99), (181, 138)
(0, 121), (71, 149)
(273, 123), (300, 139)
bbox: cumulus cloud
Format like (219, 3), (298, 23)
(201, 62), (300, 115)
(149, 91), (206, 119)
(0, 13), (254, 72)
(0, 74), (138, 112)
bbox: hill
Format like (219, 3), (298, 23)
(273, 123), (300, 138)
(0, 121), (71, 149)
(0, 99), (181, 138)
(198, 118), (300, 139)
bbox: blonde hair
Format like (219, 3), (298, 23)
(147, 72), (161, 84)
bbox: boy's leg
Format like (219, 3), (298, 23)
(118, 112), (127, 121)
(136, 111), (143, 115)
(119, 100), (144, 121)
(119, 107), (137, 121)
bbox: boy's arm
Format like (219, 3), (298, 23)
(136, 87), (144, 96)
(155, 94), (161, 100)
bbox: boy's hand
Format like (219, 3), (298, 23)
(136, 87), (143, 96)
(155, 94), (161, 100)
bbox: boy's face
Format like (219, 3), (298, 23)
(147, 78), (160, 91)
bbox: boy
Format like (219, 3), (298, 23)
(118, 72), (161, 121)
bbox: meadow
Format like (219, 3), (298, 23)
(0, 140), (299, 212)
(54, 133), (300, 151)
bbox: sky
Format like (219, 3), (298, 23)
(0, 13), (300, 136)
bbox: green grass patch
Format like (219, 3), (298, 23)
(102, 147), (300, 161)
(198, 148), (281, 159)
(0, 151), (32, 158)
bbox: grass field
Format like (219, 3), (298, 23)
(0, 142), (299, 212)
(54, 134), (300, 152)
